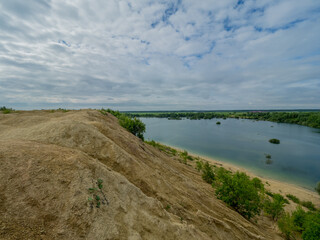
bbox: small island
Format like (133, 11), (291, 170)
(216, 121), (221, 125)
(269, 138), (280, 144)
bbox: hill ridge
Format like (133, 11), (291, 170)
(0, 110), (283, 239)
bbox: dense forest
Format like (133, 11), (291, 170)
(126, 111), (320, 129)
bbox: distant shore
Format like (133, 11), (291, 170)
(165, 143), (320, 210)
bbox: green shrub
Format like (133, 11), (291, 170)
(0, 106), (14, 114)
(278, 212), (296, 240)
(286, 194), (300, 204)
(273, 194), (289, 204)
(292, 206), (307, 232)
(215, 171), (263, 219)
(186, 155), (193, 161)
(252, 177), (264, 191)
(146, 140), (156, 147)
(171, 149), (177, 156)
(145, 140), (178, 156)
(195, 160), (203, 172)
(266, 191), (274, 197)
(302, 212), (320, 240)
(180, 150), (193, 161)
(119, 117), (146, 140)
(216, 121), (221, 125)
(57, 108), (69, 112)
(301, 201), (316, 211)
(269, 138), (280, 144)
(278, 206), (320, 240)
(215, 167), (232, 182)
(101, 108), (145, 140)
(264, 194), (287, 220)
(201, 162), (215, 184)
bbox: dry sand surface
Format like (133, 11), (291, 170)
(0, 110), (319, 239)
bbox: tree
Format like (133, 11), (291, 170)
(215, 171), (263, 219)
(119, 117), (146, 140)
(101, 108), (146, 140)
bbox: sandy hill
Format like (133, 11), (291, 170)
(0, 109), (286, 239)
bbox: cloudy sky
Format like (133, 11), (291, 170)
(1, 0), (320, 110)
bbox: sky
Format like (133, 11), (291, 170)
(0, 0), (320, 110)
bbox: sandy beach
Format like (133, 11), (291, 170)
(170, 145), (320, 210)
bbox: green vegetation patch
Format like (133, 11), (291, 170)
(269, 138), (280, 144)
(145, 140), (177, 156)
(278, 207), (320, 240)
(278, 212), (296, 240)
(145, 140), (196, 165)
(201, 162), (215, 184)
(301, 201), (317, 211)
(88, 179), (109, 209)
(266, 191), (274, 198)
(302, 211), (320, 240)
(286, 194), (300, 204)
(0, 106), (14, 114)
(214, 170), (264, 219)
(195, 160), (203, 172)
(180, 150), (193, 162)
(264, 193), (288, 220)
(101, 108), (146, 140)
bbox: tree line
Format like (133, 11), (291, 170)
(126, 111), (320, 129)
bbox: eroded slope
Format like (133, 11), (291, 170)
(0, 110), (284, 239)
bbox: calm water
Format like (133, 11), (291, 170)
(141, 118), (320, 190)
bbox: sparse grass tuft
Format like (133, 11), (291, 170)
(88, 178), (108, 209)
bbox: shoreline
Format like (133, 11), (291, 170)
(163, 142), (320, 209)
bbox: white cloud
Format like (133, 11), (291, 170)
(0, 0), (319, 110)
